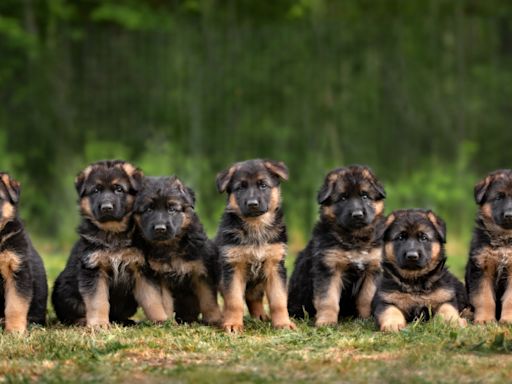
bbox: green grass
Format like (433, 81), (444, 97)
(3, 247), (512, 383)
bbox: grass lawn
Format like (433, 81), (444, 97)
(2, 248), (512, 383)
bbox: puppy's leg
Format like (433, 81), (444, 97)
(133, 273), (168, 322)
(436, 302), (467, 327)
(264, 261), (295, 330)
(377, 305), (406, 332)
(500, 273), (512, 323)
(313, 266), (342, 327)
(193, 276), (222, 325)
(221, 263), (246, 333)
(470, 275), (496, 324)
(79, 268), (110, 327)
(3, 264), (31, 333)
(246, 284), (270, 321)
(161, 283), (174, 319)
(356, 273), (377, 319)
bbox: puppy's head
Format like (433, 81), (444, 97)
(0, 172), (20, 231)
(75, 160), (143, 232)
(317, 165), (385, 230)
(134, 176), (195, 242)
(216, 159), (288, 218)
(383, 209), (446, 274)
(474, 169), (512, 230)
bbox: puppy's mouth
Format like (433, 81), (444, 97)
(498, 220), (512, 230)
(96, 214), (124, 223)
(243, 208), (268, 218)
(400, 261), (425, 270)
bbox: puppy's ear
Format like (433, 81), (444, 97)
(264, 160), (289, 181)
(122, 162), (144, 193)
(74, 166), (91, 197)
(380, 213), (396, 240)
(216, 165), (236, 193)
(474, 175), (493, 205)
(175, 179), (195, 208)
(362, 167), (386, 199)
(426, 210), (447, 243)
(317, 171), (338, 204)
(0, 173), (21, 204)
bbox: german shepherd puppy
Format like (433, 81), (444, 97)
(0, 173), (47, 332)
(288, 165), (386, 326)
(132, 176), (222, 325)
(215, 159), (294, 332)
(466, 169), (512, 323)
(52, 160), (144, 326)
(373, 209), (468, 332)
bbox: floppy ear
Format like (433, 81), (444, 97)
(74, 168), (88, 197)
(426, 210), (446, 243)
(474, 175), (493, 205)
(122, 162), (144, 193)
(317, 171), (338, 204)
(264, 160), (289, 181)
(216, 165), (236, 193)
(363, 167), (386, 199)
(0, 173), (21, 204)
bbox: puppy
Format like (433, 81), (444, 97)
(215, 159), (295, 332)
(373, 209), (468, 332)
(132, 176), (222, 325)
(466, 169), (512, 323)
(0, 173), (47, 332)
(288, 165), (386, 326)
(52, 160), (144, 326)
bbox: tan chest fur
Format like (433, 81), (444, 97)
(0, 250), (21, 279)
(148, 258), (206, 278)
(323, 247), (382, 272)
(474, 246), (512, 275)
(383, 288), (454, 312)
(222, 243), (286, 265)
(85, 247), (144, 281)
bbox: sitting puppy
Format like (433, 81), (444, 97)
(216, 159), (295, 332)
(372, 209), (468, 332)
(52, 160), (145, 326)
(132, 176), (221, 325)
(466, 169), (512, 323)
(288, 165), (386, 326)
(0, 173), (47, 332)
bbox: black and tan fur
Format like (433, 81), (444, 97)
(0, 173), (47, 332)
(465, 169), (512, 323)
(288, 165), (386, 326)
(215, 159), (295, 332)
(52, 160), (144, 326)
(372, 209), (468, 332)
(132, 176), (222, 325)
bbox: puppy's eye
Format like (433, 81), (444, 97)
(340, 193), (348, 201)
(145, 205), (154, 213)
(168, 205), (181, 214)
(258, 181), (268, 190)
(92, 186), (102, 194)
(360, 191), (369, 200)
(496, 192), (506, 201)
(396, 232), (407, 241)
(418, 233), (429, 242)
(113, 185), (124, 194)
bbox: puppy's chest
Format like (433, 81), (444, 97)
(85, 247), (144, 279)
(476, 246), (512, 274)
(148, 257), (206, 279)
(322, 247), (382, 272)
(0, 250), (21, 278)
(383, 287), (454, 312)
(222, 243), (286, 265)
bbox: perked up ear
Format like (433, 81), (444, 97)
(474, 175), (493, 205)
(426, 210), (447, 243)
(263, 160), (289, 181)
(216, 165), (236, 193)
(0, 173), (21, 204)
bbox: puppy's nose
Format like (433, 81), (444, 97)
(504, 210), (512, 219)
(351, 210), (364, 219)
(100, 203), (114, 214)
(405, 251), (419, 261)
(154, 224), (167, 234)
(247, 199), (259, 209)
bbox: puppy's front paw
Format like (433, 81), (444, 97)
(222, 322), (244, 333)
(380, 320), (406, 332)
(273, 320), (296, 330)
